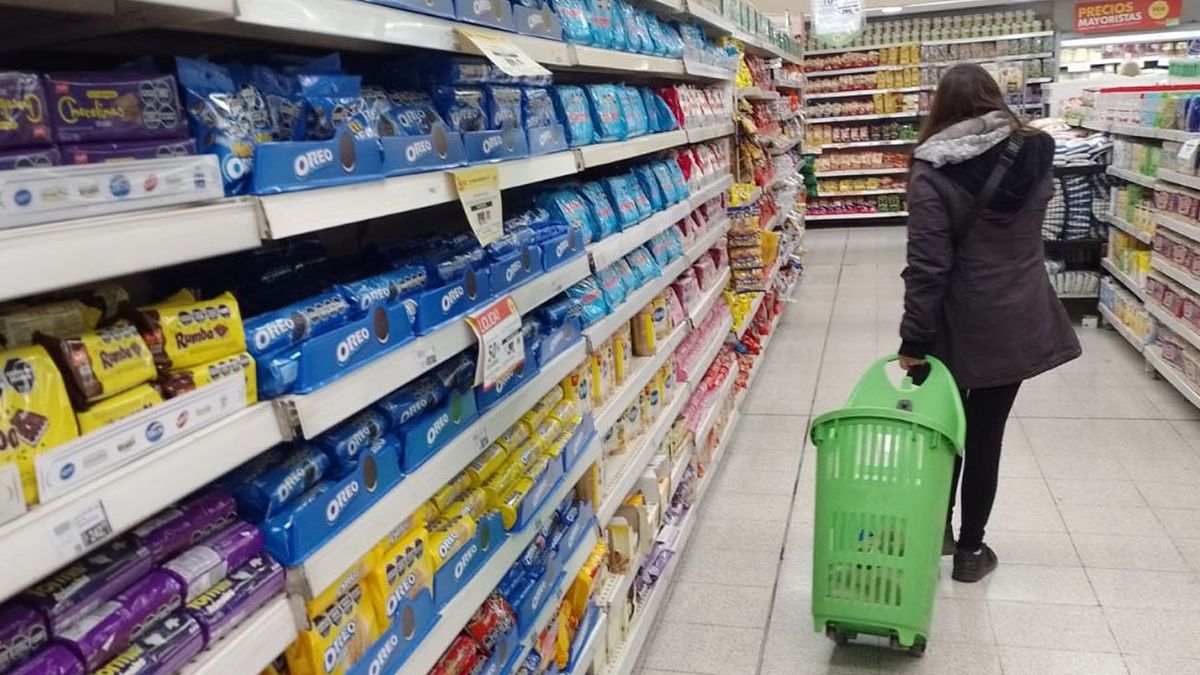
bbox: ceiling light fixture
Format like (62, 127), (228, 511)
(879, 6), (904, 13)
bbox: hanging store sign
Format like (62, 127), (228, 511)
(1073, 0), (1181, 34)
(812, 0), (864, 47)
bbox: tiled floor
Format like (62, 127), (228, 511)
(636, 227), (1200, 675)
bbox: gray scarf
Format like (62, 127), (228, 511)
(913, 111), (1013, 168)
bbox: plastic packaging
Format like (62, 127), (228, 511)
(432, 86), (487, 133)
(552, 85), (596, 147)
(577, 181), (620, 240)
(585, 84), (627, 142)
(564, 277), (610, 326)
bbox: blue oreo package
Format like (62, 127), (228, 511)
(564, 278), (610, 326)
(633, 164), (664, 210)
(234, 444), (331, 522)
(371, 89), (446, 137)
(176, 57), (269, 195)
(243, 291), (352, 357)
(550, 0), (592, 43)
(248, 64), (307, 142)
(576, 182), (619, 240)
(618, 1), (645, 53)
(376, 376), (446, 429)
(485, 85), (524, 130)
(537, 296), (582, 328)
(431, 249), (486, 286)
(337, 267), (427, 318)
(318, 409), (388, 476)
(624, 246), (661, 285)
(618, 87), (648, 138)
(651, 160), (681, 203)
(626, 170), (653, 218)
(486, 228), (534, 259)
(530, 224), (572, 246)
(522, 87), (558, 129)
(435, 353), (477, 391)
(609, 0), (628, 50)
(584, 0), (616, 48)
(537, 189), (599, 244)
(594, 266), (627, 307)
(432, 85), (487, 132)
(551, 85), (596, 147)
(601, 175), (641, 227)
(627, 9), (655, 54)
(585, 84), (626, 142)
(663, 158), (689, 199)
(257, 350), (301, 399)
(505, 207), (554, 233)
(643, 12), (668, 55)
(298, 73), (367, 141)
(656, 20), (684, 57)
(648, 228), (683, 265)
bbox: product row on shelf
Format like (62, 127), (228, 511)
(802, 10), (1050, 53)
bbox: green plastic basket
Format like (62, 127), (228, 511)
(809, 355), (965, 653)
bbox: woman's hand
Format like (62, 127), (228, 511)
(899, 355), (927, 373)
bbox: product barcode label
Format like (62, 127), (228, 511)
(51, 500), (112, 561)
(417, 345), (438, 368)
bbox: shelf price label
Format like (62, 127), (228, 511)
(1178, 138), (1199, 164)
(466, 296), (525, 391)
(50, 499), (112, 562)
(452, 165), (503, 246)
(456, 27), (551, 79)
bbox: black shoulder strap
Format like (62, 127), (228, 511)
(955, 135), (1024, 241)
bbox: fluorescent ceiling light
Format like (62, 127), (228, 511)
(879, 6), (904, 13)
(1061, 28), (1200, 47)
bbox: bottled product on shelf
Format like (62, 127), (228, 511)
(803, 9), (1051, 51)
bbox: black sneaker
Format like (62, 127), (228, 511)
(952, 544), (998, 582)
(942, 522), (957, 556)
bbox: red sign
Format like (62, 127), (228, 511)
(1074, 0), (1181, 33)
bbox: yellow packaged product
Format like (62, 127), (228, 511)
(660, 357), (677, 398)
(613, 324), (633, 385)
(482, 456), (527, 504)
(567, 541), (607, 619)
(543, 434), (569, 463)
(562, 412), (585, 438)
(158, 351), (257, 405)
(441, 487), (488, 522)
(0, 300), (101, 348)
(496, 477), (534, 529)
(466, 442), (509, 484)
(524, 385), (565, 429)
(75, 383), (163, 434)
(548, 399), (579, 425)
(530, 417), (562, 451)
(495, 420), (530, 453)
(366, 525), (433, 628)
(428, 514), (477, 568)
(0, 344), (80, 504)
(371, 503), (431, 567)
(631, 307), (656, 356)
(512, 439), (543, 467)
(38, 320), (156, 406)
(304, 557), (373, 623)
(555, 601), (573, 669)
(601, 422), (623, 458)
(285, 578), (379, 675)
(563, 363), (592, 413)
(128, 291), (246, 371)
(649, 294), (669, 340)
(430, 471), (474, 512)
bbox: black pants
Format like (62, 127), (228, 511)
(947, 382), (1022, 552)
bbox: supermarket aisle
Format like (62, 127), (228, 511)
(637, 227), (1200, 675)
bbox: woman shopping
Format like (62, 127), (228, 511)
(898, 64), (1081, 583)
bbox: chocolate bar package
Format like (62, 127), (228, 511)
(113, 570), (185, 640)
(43, 72), (186, 144)
(21, 537), (153, 632)
(185, 554), (285, 646)
(92, 612), (203, 675)
(158, 351), (257, 405)
(8, 643), (84, 675)
(131, 490), (238, 563)
(162, 521), (263, 601)
(0, 146), (60, 170)
(128, 292), (246, 372)
(59, 138), (196, 165)
(36, 320), (157, 406)
(0, 344), (80, 505)
(0, 72), (52, 149)
(0, 601), (49, 672)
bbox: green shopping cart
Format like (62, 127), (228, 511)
(809, 355), (965, 655)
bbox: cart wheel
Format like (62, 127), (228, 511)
(825, 626), (849, 646)
(908, 639), (927, 658)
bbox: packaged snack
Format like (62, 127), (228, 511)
(21, 537), (152, 633)
(0, 344), (80, 503)
(74, 383), (163, 434)
(576, 182), (619, 240)
(297, 73), (371, 141)
(585, 84), (626, 142)
(651, 161), (680, 203)
(158, 351), (257, 405)
(185, 554), (284, 646)
(44, 72), (186, 143)
(464, 593), (517, 653)
(549, 0), (592, 44)
(434, 353), (476, 392)
(0, 601), (49, 672)
(429, 515), (476, 568)
(376, 376), (446, 430)
(59, 138), (196, 164)
(376, 90), (446, 137)
(94, 612), (204, 675)
(432, 86), (487, 133)
(338, 267), (427, 318)
(633, 164), (664, 211)
(0, 72), (51, 149)
(234, 444), (331, 522)
(551, 85), (595, 147)
(242, 292), (352, 357)
(565, 277), (611, 326)
(430, 470), (474, 513)
(495, 421), (531, 453)
(624, 246), (662, 285)
(176, 58), (265, 194)
(432, 635), (483, 675)
(497, 477), (535, 529)
(584, 0), (616, 48)
(128, 292), (245, 373)
(285, 580), (377, 675)
(602, 175), (641, 228)
(9, 643), (83, 675)
(441, 488), (488, 522)
(484, 85), (523, 130)
(537, 189), (599, 243)
(613, 324), (633, 384)
(593, 266), (628, 309)
(632, 305), (656, 356)
(619, 86), (648, 138)
(112, 570), (185, 640)
(367, 526), (432, 628)
(0, 146), (60, 170)
(160, 522), (262, 601)
(131, 490), (238, 563)
(318, 408), (388, 476)
(467, 442), (509, 488)
(36, 320), (155, 407)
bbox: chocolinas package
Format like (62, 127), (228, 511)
(0, 601), (48, 672)
(44, 72), (186, 144)
(91, 612), (204, 675)
(0, 72), (52, 149)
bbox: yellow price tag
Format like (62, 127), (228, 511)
(452, 165), (503, 246)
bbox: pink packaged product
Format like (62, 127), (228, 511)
(672, 271), (701, 310)
(44, 72), (186, 143)
(0, 146), (60, 170)
(664, 285), (686, 327)
(60, 138), (196, 165)
(0, 72), (52, 149)
(708, 244), (728, 270)
(692, 256), (717, 289)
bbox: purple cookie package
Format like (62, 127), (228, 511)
(185, 554), (285, 646)
(132, 490), (238, 563)
(0, 146), (60, 171)
(0, 72), (52, 149)
(114, 570), (186, 639)
(0, 601), (49, 672)
(8, 643), (84, 675)
(93, 612), (204, 675)
(43, 72), (187, 144)
(20, 537), (153, 633)
(60, 138), (196, 165)
(162, 521), (263, 601)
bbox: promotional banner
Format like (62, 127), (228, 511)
(812, 0), (864, 47)
(1074, 0), (1181, 33)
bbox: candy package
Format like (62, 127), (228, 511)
(522, 87), (559, 129)
(564, 278), (610, 326)
(576, 181), (619, 240)
(176, 57), (268, 194)
(432, 86), (487, 133)
(601, 174), (641, 227)
(38, 321), (156, 406)
(585, 84), (626, 143)
(128, 291), (246, 372)
(551, 85), (596, 147)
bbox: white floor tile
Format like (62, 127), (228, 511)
(1086, 567), (1200, 610)
(639, 621), (763, 675)
(661, 582), (773, 628)
(1072, 533), (1192, 572)
(988, 601), (1119, 653)
(998, 646), (1128, 675)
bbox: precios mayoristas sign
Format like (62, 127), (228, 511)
(1074, 0), (1181, 33)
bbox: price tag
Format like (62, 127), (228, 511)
(465, 296), (525, 391)
(452, 165), (503, 246)
(417, 345), (438, 368)
(51, 500), (112, 562)
(473, 428), (490, 451)
(1178, 138), (1200, 163)
(456, 27), (551, 79)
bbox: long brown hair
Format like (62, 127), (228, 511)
(917, 64), (1029, 146)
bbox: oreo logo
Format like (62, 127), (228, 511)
(222, 155), (249, 181)
(453, 543), (479, 578)
(294, 148), (334, 178)
(336, 328), (371, 364)
(324, 622), (357, 672)
(405, 139), (433, 163)
(481, 135), (504, 155)
(426, 412), (450, 446)
(367, 633), (401, 675)
(326, 481), (360, 523)
(440, 286), (464, 313)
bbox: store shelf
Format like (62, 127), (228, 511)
(0, 199), (260, 303)
(688, 266), (731, 327)
(689, 173), (734, 205)
(588, 200), (693, 270)
(285, 341), (587, 598)
(1151, 255), (1200, 298)
(1063, 56), (1174, 71)
(816, 188), (906, 197)
(402, 433), (601, 673)
(816, 139), (916, 151)
(1106, 166), (1160, 189)
(809, 111), (921, 124)
(681, 0), (803, 66)
(686, 123), (736, 144)
(814, 167), (909, 178)
(1084, 121), (1199, 143)
(805, 64), (909, 77)
(927, 51), (1054, 65)
(685, 312), (733, 384)
(180, 597), (297, 675)
(1101, 257), (1146, 302)
(1101, 212), (1153, 244)
(1148, 302), (1200, 351)
(566, 613), (607, 675)
(738, 87), (780, 100)
(593, 322), (689, 434)
(1146, 346), (1200, 411)
(1158, 169), (1200, 191)
(576, 131), (690, 170)
(0, 403), (287, 605)
(806, 211), (909, 221)
(570, 45), (685, 76)
(924, 30), (1055, 46)
(769, 135), (803, 155)
(693, 368), (736, 443)
(1098, 304), (1146, 354)
(1154, 211), (1200, 244)
(805, 86), (925, 100)
(509, 529), (600, 671)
